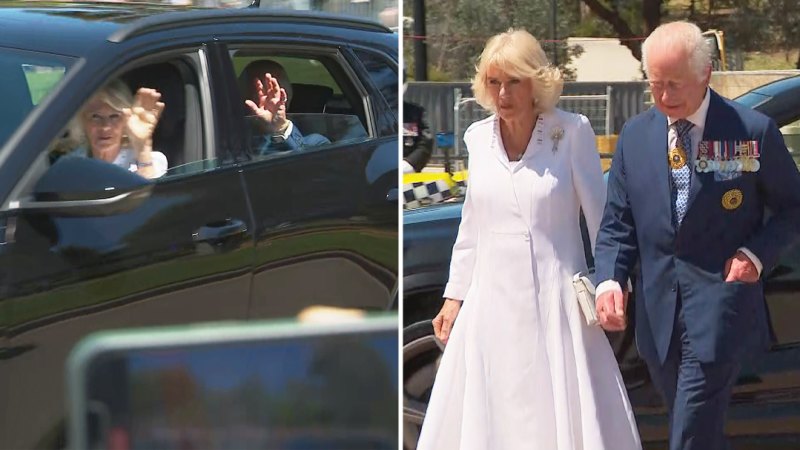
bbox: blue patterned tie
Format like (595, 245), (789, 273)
(672, 119), (694, 225)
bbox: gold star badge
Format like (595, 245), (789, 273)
(722, 189), (743, 210)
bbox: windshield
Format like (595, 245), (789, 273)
(0, 47), (74, 148)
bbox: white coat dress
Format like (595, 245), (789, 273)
(416, 110), (641, 450)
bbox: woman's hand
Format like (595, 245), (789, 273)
(125, 88), (164, 151)
(432, 298), (462, 345)
(125, 88), (164, 178)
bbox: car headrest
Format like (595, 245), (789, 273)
(289, 84), (334, 114)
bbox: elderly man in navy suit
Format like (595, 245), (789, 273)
(594, 21), (800, 450)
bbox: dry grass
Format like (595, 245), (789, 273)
(744, 51), (799, 71)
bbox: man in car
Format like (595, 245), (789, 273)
(239, 60), (330, 154)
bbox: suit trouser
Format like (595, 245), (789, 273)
(646, 299), (741, 450)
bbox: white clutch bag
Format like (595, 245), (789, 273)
(573, 271), (598, 326)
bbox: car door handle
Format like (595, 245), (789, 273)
(386, 188), (398, 202)
(193, 219), (247, 244)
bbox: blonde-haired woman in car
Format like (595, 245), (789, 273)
(67, 79), (167, 179)
(416, 29), (642, 450)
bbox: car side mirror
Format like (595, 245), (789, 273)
(13, 157), (154, 217)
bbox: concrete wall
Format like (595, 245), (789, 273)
(567, 38), (643, 82)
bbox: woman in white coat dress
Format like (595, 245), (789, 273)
(416, 29), (641, 450)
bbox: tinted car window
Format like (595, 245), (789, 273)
(46, 53), (213, 179)
(353, 48), (398, 117)
(231, 50), (371, 157)
(0, 47), (73, 148)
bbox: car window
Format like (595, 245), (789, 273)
(45, 53), (213, 180)
(0, 47), (74, 149)
(353, 48), (398, 117)
(230, 49), (371, 158)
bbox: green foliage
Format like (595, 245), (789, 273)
(408, 0), (800, 78)
(407, 0), (584, 81)
(571, 15), (614, 37)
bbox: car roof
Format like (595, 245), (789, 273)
(739, 74), (800, 98)
(0, 2), (394, 57)
(735, 75), (800, 126)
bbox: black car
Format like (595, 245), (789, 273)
(403, 83), (800, 449)
(0, 4), (398, 449)
(735, 75), (800, 167)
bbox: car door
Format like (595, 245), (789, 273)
(219, 38), (398, 319)
(0, 44), (254, 449)
(721, 227), (800, 446)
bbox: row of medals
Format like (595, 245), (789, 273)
(669, 141), (760, 173)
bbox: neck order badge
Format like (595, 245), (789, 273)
(668, 119), (694, 170)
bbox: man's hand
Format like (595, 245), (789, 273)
(596, 289), (628, 331)
(244, 72), (288, 133)
(724, 251), (759, 283)
(432, 299), (462, 345)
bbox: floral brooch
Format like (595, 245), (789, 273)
(550, 126), (564, 153)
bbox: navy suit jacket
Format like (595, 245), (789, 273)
(595, 89), (800, 364)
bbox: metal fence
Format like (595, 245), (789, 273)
(445, 89), (614, 161)
(558, 89), (613, 135)
(406, 81), (649, 168)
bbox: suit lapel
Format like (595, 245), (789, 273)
(644, 109), (673, 222)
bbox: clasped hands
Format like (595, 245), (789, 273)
(596, 250), (759, 331)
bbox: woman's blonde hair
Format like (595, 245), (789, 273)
(65, 79), (133, 149)
(472, 29), (563, 114)
(92, 79), (134, 112)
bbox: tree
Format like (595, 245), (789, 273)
(762, 0), (800, 68)
(578, 0), (665, 61)
(407, 0), (583, 80)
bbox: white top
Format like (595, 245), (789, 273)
(443, 109), (607, 301)
(112, 148), (168, 178)
(68, 147), (168, 178)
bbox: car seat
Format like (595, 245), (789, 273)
(289, 83), (334, 114)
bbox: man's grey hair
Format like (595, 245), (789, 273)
(642, 21), (712, 81)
